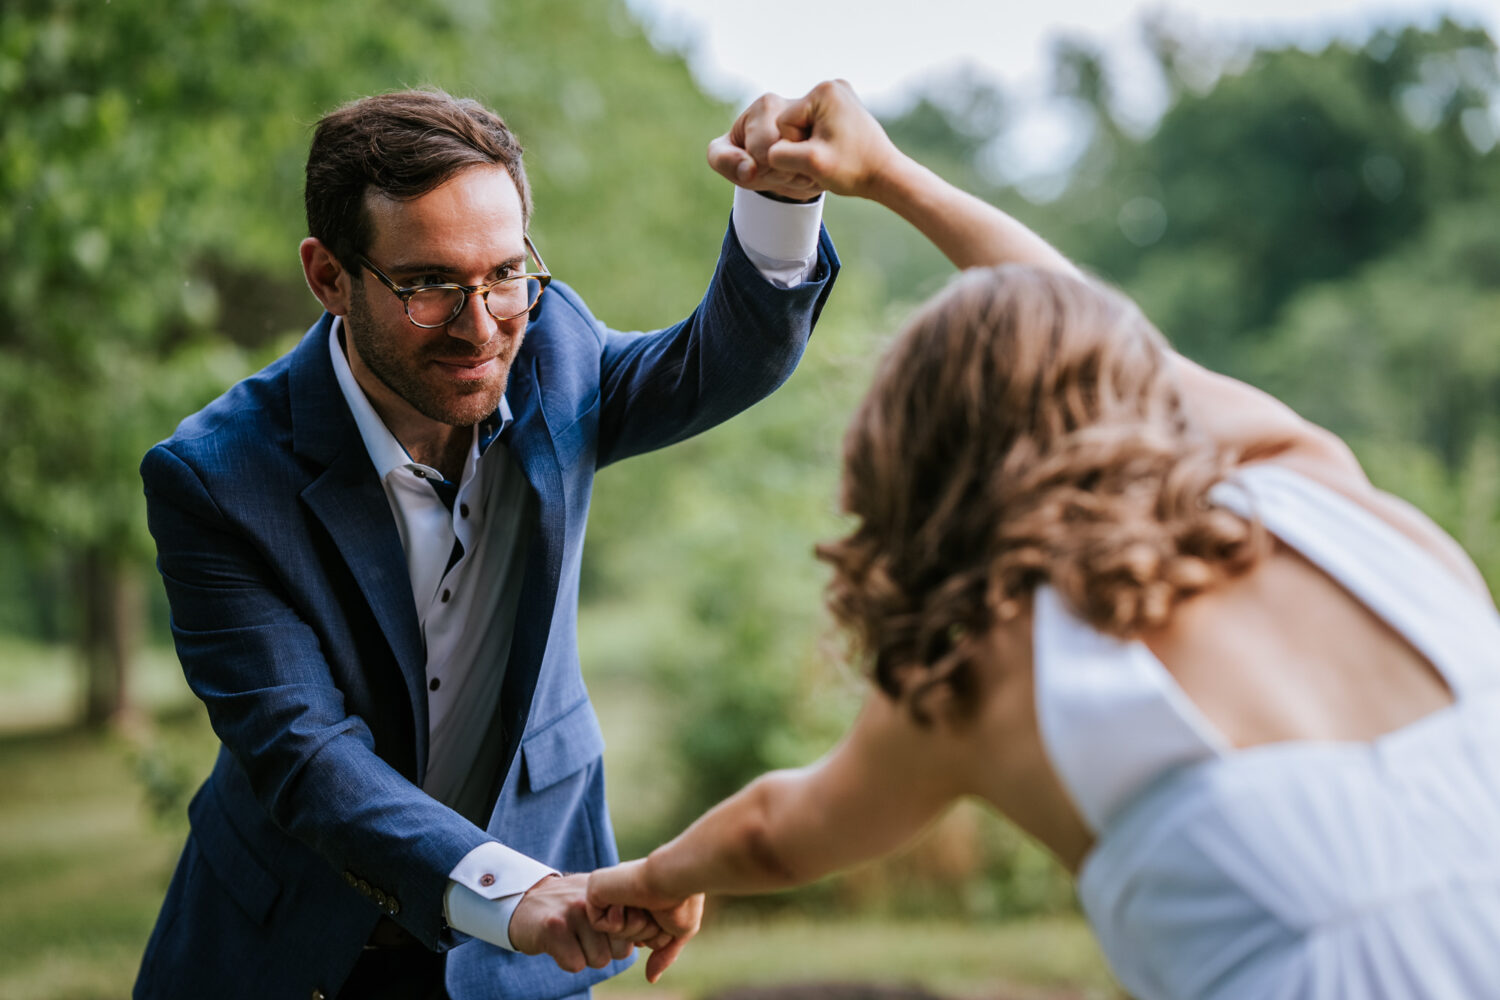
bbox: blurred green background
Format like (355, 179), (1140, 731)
(2, 1), (1497, 997)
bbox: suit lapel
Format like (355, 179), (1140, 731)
(289, 317), (430, 775)
(283, 318), (574, 800)
(301, 454), (429, 741)
(490, 353), (567, 795)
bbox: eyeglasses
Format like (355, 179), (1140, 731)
(356, 236), (551, 328)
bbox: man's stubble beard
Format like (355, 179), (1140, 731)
(345, 285), (511, 429)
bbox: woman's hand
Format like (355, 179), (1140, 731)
(708, 80), (905, 201)
(586, 860), (705, 983)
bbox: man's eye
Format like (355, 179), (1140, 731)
(413, 274), (449, 287)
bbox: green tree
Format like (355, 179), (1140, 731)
(0, 0), (741, 724)
(1062, 19), (1499, 369)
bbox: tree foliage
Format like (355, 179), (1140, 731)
(0, 0), (738, 720)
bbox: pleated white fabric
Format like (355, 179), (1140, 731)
(1034, 463), (1500, 999)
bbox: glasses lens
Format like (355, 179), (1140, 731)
(407, 287), (464, 327)
(485, 276), (543, 320)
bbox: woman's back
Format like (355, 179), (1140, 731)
(1149, 462), (1459, 750)
(1010, 462), (1500, 999)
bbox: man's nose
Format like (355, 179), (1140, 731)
(445, 289), (500, 345)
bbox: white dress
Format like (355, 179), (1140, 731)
(1032, 463), (1500, 1000)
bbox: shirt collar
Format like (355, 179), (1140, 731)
(327, 316), (513, 482)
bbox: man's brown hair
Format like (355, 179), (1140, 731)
(305, 89), (531, 268)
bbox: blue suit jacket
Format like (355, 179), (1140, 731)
(134, 223), (838, 1000)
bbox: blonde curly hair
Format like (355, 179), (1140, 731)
(816, 265), (1265, 720)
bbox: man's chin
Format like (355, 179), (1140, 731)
(431, 379), (508, 428)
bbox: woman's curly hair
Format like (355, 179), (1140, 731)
(815, 265), (1264, 721)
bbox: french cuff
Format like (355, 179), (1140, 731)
(445, 842), (559, 951)
(732, 185), (824, 288)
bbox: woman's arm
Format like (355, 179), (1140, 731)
(747, 81), (1489, 599)
(710, 80), (1075, 275)
(587, 691), (973, 977)
(728, 82), (1338, 463)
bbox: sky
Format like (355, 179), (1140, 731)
(622, 0), (1499, 187)
(624, 0), (1499, 109)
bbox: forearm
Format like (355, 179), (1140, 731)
(203, 682), (492, 941)
(591, 691), (968, 934)
(595, 222), (838, 465)
(866, 153), (1077, 275)
(645, 770), (818, 899)
(145, 445), (488, 944)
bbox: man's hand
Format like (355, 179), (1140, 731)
(508, 873), (661, 973)
(707, 92), (823, 201)
(709, 80), (903, 201)
(587, 860), (706, 983)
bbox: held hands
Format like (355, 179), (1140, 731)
(507, 873), (663, 974)
(586, 859), (706, 983)
(708, 79), (903, 201)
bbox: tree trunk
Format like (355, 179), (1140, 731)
(78, 546), (143, 728)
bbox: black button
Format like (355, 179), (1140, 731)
(441, 589), (451, 603)
(460, 503), (470, 518)
(429, 678), (440, 692)
(413, 470), (426, 479)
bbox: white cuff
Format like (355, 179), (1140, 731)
(731, 186), (824, 289)
(444, 842), (558, 951)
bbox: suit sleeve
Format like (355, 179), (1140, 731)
(589, 217), (839, 468)
(142, 443), (490, 948)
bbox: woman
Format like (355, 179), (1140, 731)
(590, 81), (1500, 998)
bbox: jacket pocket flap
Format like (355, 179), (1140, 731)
(189, 782), (282, 924)
(520, 698), (606, 793)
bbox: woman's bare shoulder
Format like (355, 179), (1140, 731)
(1245, 450), (1493, 606)
(1169, 355), (1490, 603)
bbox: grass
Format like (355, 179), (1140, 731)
(0, 713), (218, 999)
(594, 915), (1115, 1000)
(0, 640), (1117, 999)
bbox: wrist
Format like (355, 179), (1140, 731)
(755, 189), (822, 205)
(641, 849), (678, 903)
(857, 145), (910, 200)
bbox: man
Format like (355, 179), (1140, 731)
(135, 89), (837, 1000)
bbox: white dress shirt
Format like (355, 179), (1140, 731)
(330, 189), (824, 951)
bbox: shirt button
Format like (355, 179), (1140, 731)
(413, 470), (426, 479)
(441, 589), (451, 603)
(460, 503), (470, 518)
(479, 873), (496, 888)
(429, 677), (440, 692)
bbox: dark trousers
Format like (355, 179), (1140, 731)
(337, 927), (598, 1000)
(339, 920), (447, 1000)
(338, 946), (446, 1000)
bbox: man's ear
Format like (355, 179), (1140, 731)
(300, 237), (353, 316)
